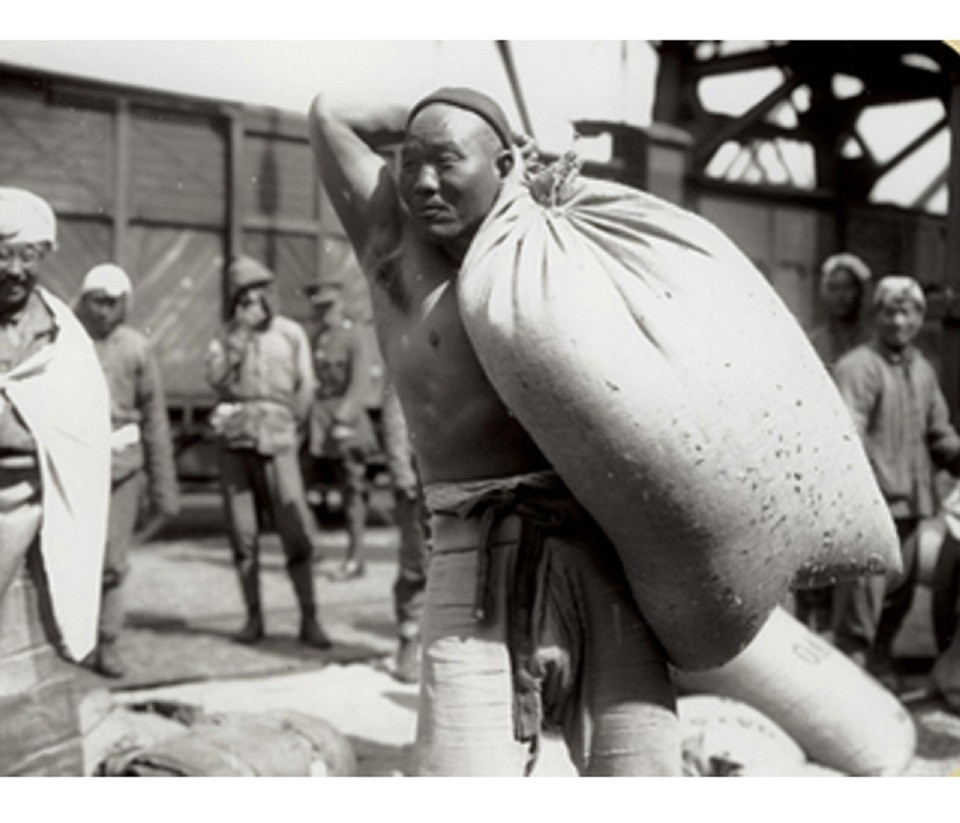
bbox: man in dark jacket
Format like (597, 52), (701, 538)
(75, 263), (180, 678)
(206, 255), (330, 649)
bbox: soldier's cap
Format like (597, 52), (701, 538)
(303, 275), (345, 298)
(81, 263), (132, 298)
(407, 87), (514, 149)
(227, 255), (274, 302)
(0, 187), (57, 249)
(873, 275), (926, 311)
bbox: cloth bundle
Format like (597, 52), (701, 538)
(457, 157), (899, 669)
(97, 709), (357, 777)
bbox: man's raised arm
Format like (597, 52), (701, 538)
(308, 95), (406, 262)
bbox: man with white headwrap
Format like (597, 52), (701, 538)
(808, 253), (873, 369)
(75, 263), (179, 678)
(0, 187), (111, 774)
(833, 275), (960, 690)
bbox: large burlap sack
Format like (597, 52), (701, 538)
(97, 709), (357, 777)
(79, 693), (192, 776)
(457, 157), (898, 669)
(673, 606), (916, 776)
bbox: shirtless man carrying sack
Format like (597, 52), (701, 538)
(309, 88), (680, 776)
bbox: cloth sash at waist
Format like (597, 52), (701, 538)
(424, 470), (590, 771)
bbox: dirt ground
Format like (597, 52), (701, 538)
(72, 489), (960, 778)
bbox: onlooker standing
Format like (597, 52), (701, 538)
(205, 255), (331, 649)
(305, 275), (379, 582)
(833, 275), (960, 689)
(808, 253), (873, 368)
(0, 188), (111, 774)
(75, 263), (179, 678)
(380, 382), (430, 683)
(796, 253), (873, 634)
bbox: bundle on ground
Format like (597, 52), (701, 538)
(457, 159), (899, 669)
(96, 709), (356, 776)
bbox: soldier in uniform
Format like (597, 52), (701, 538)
(305, 274), (379, 581)
(205, 255), (331, 649)
(75, 263), (180, 678)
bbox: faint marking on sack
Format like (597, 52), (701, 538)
(791, 637), (832, 665)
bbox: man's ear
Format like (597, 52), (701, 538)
(496, 149), (515, 178)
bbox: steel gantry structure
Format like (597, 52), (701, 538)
(648, 40), (960, 412)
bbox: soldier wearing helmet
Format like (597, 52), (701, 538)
(205, 255), (331, 649)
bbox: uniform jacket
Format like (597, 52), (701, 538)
(206, 315), (315, 455)
(93, 324), (179, 515)
(834, 339), (960, 519)
(309, 317), (378, 458)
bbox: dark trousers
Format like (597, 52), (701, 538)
(380, 394), (429, 639)
(833, 517), (919, 655)
(392, 489), (430, 638)
(334, 446), (368, 562)
(99, 471), (143, 643)
(793, 586), (834, 635)
(218, 448), (319, 617)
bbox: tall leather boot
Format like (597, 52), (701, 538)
(234, 566), (264, 644)
(330, 483), (367, 581)
(288, 561), (332, 649)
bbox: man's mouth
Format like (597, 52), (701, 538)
(0, 275), (28, 293)
(417, 203), (452, 221)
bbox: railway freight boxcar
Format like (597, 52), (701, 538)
(0, 62), (389, 487)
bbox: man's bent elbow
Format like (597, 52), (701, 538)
(308, 95), (330, 147)
(309, 94), (330, 126)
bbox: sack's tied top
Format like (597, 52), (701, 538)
(523, 149), (583, 209)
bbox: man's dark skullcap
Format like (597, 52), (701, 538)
(407, 87), (514, 149)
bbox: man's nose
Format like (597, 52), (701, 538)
(413, 164), (439, 194)
(3, 257), (24, 275)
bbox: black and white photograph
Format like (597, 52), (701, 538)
(3, 22), (960, 796)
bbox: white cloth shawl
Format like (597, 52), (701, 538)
(0, 287), (110, 660)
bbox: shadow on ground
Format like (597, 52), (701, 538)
(349, 735), (414, 776)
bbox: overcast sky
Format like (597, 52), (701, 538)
(1, 23), (956, 210)
(0, 40), (658, 157)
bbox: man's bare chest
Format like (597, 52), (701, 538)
(371, 240), (477, 365)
